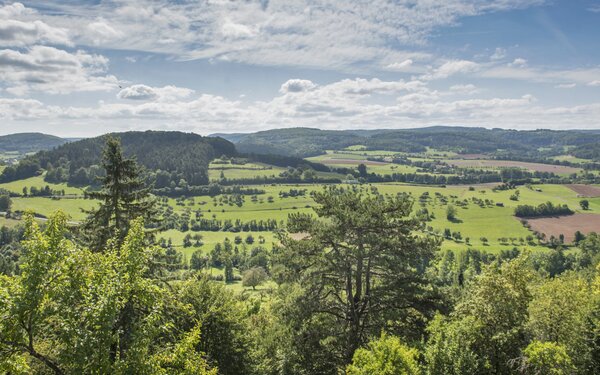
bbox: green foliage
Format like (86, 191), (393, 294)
(446, 204), (457, 221)
(81, 137), (157, 250)
(0, 194), (11, 211)
(174, 276), (254, 375)
(425, 255), (533, 374)
(346, 333), (421, 375)
(527, 273), (595, 370)
(0, 212), (216, 374)
(278, 186), (439, 370)
(520, 341), (575, 375)
(4, 131), (236, 186)
(514, 201), (574, 218)
(580, 199), (590, 210)
(242, 266), (268, 290)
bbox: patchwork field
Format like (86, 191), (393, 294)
(568, 184), (600, 197)
(4, 175), (600, 256)
(445, 159), (581, 174)
(525, 214), (600, 243)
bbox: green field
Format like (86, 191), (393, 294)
(11, 197), (96, 220)
(209, 161), (287, 181)
(6, 180), (593, 254)
(550, 155), (592, 164)
(0, 174), (84, 195)
(306, 152), (421, 175)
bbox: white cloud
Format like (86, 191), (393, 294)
(280, 79), (317, 93)
(555, 83), (576, 89)
(588, 80), (600, 87)
(117, 84), (195, 101)
(385, 59), (413, 71)
(480, 65), (600, 84)
(0, 19), (71, 47)
(16, 0), (545, 70)
(423, 60), (480, 80)
(508, 58), (528, 67)
(490, 47), (506, 60)
(0, 3), (117, 95)
(449, 84), (479, 94)
(117, 85), (158, 101)
(0, 45), (117, 94)
(7, 75), (600, 135)
(86, 21), (123, 45)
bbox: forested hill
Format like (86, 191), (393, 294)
(218, 126), (600, 158)
(0, 133), (68, 154)
(0, 131), (236, 186)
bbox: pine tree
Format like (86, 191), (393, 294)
(81, 137), (157, 250)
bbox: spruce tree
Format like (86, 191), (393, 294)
(81, 137), (156, 250)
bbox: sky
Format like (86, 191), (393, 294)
(1, 0), (600, 137)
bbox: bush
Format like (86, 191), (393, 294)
(242, 266), (268, 290)
(0, 195), (11, 211)
(519, 341), (575, 375)
(347, 333), (421, 375)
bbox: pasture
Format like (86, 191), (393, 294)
(208, 161), (287, 181)
(445, 159), (581, 175)
(4, 177), (598, 256)
(0, 174), (84, 195)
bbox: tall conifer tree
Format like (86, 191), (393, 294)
(81, 137), (156, 250)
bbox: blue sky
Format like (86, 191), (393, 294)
(1, 0), (599, 136)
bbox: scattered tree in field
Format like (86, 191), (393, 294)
(242, 266), (268, 290)
(580, 199), (590, 210)
(190, 249), (207, 270)
(81, 137), (157, 250)
(574, 231), (585, 244)
(446, 205), (457, 221)
(346, 333), (421, 375)
(357, 163), (368, 178)
(0, 194), (11, 211)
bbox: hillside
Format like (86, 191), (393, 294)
(0, 131), (236, 187)
(0, 133), (68, 155)
(222, 126), (600, 159)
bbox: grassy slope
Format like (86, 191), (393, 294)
(0, 174), (84, 195)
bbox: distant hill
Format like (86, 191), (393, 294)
(209, 132), (251, 144)
(0, 131), (236, 186)
(220, 126), (600, 158)
(0, 133), (68, 154)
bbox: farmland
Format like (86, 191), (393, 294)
(525, 214), (600, 243)
(3, 132), (600, 297)
(4, 177), (597, 256)
(445, 159), (582, 175)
